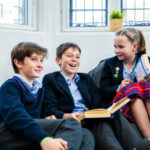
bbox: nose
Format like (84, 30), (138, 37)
(37, 60), (43, 68)
(72, 55), (77, 61)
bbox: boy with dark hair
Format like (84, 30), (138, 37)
(0, 42), (95, 150)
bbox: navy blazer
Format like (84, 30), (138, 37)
(100, 55), (150, 103)
(41, 72), (103, 118)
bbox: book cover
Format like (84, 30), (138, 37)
(134, 54), (150, 81)
(78, 97), (130, 120)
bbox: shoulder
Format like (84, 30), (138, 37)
(43, 71), (60, 81)
(105, 56), (119, 65)
(78, 73), (93, 81)
(78, 72), (91, 78)
(0, 78), (20, 93)
(1, 78), (19, 88)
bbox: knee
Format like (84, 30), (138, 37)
(64, 118), (81, 127)
(82, 128), (95, 146)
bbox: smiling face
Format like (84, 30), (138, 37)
(14, 52), (44, 84)
(114, 35), (138, 63)
(56, 47), (80, 80)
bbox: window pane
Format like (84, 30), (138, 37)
(136, 0), (144, 8)
(85, 11), (93, 25)
(76, 11), (84, 24)
(145, 0), (150, 8)
(76, 0), (84, 9)
(145, 10), (150, 20)
(0, 0), (26, 25)
(85, 0), (93, 9)
(94, 0), (101, 9)
(136, 10), (143, 21)
(126, 0), (134, 9)
(72, 0), (76, 9)
(94, 11), (106, 26)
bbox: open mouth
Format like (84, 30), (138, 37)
(69, 64), (77, 68)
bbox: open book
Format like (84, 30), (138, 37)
(78, 97), (130, 120)
(134, 54), (150, 81)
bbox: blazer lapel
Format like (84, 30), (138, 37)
(113, 59), (123, 82)
(56, 73), (74, 103)
(77, 78), (90, 104)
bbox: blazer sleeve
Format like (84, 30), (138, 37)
(100, 60), (119, 102)
(87, 75), (106, 108)
(42, 75), (66, 119)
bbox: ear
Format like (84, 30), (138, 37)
(133, 42), (138, 52)
(55, 57), (61, 66)
(14, 58), (23, 70)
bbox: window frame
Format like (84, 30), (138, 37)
(0, 0), (37, 31)
(62, 0), (150, 32)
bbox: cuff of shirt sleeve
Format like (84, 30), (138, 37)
(40, 136), (53, 144)
(116, 85), (121, 92)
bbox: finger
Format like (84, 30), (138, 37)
(124, 79), (132, 82)
(51, 115), (56, 119)
(75, 113), (81, 116)
(59, 139), (68, 150)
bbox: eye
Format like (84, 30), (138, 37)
(31, 58), (36, 61)
(40, 59), (44, 63)
(67, 55), (72, 57)
(119, 46), (124, 49)
(114, 45), (117, 48)
(76, 56), (80, 59)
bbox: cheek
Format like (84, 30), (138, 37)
(41, 65), (43, 70)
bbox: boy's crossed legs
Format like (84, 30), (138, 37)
(0, 118), (95, 150)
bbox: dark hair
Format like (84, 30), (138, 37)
(56, 42), (81, 58)
(115, 28), (146, 54)
(11, 42), (48, 73)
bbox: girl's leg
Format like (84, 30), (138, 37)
(145, 99), (150, 118)
(130, 98), (150, 138)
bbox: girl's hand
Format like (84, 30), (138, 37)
(120, 79), (133, 89)
(146, 74), (150, 82)
(45, 115), (56, 120)
(139, 76), (145, 82)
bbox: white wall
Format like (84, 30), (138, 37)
(0, 0), (150, 85)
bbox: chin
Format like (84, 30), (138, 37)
(117, 57), (124, 60)
(34, 74), (41, 78)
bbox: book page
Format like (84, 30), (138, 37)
(134, 54), (150, 81)
(83, 108), (111, 119)
(109, 97), (130, 114)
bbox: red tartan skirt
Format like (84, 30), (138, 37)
(113, 81), (150, 122)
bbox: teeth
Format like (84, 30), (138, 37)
(70, 64), (76, 67)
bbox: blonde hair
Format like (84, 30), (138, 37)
(115, 28), (146, 54)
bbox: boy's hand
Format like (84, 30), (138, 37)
(45, 115), (56, 120)
(63, 113), (81, 123)
(40, 138), (68, 150)
(120, 79), (133, 89)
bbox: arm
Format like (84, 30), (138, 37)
(87, 75), (105, 108)
(63, 113), (81, 123)
(100, 60), (119, 102)
(42, 75), (67, 118)
(0, 81), (49, 143)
